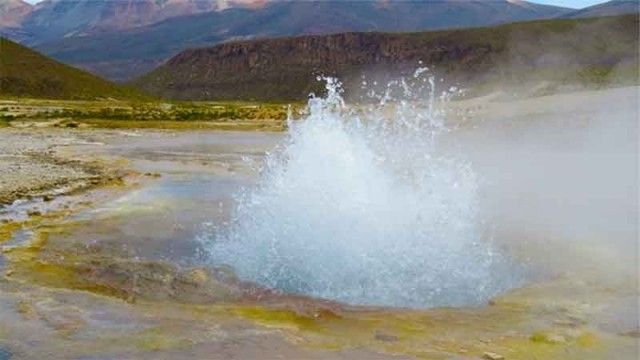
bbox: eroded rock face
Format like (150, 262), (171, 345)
(138, 31), (498, 100)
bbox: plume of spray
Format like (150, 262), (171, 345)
(198, 69), (523, 308)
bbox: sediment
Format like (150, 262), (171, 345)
(0, 128), (126, 206)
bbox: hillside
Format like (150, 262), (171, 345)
(0, 37), (144, 100)
(29, 0), (571, 81)
(133, 15), (639, 101)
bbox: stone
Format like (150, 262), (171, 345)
(183, 268), (209, 285)
(483, 352), (505, 360)
(374, 331), (399, 342)
(26, 209), (41, 216)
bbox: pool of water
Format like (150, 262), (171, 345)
(10, 86), (637, 311)
(39, 131), (283, 266)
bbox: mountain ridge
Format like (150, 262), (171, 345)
(563, 0), (638, 18)
(133, 15), (639, 101)
(18, 0), (572, 81)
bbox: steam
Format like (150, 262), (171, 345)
(198, 72), (523, 308)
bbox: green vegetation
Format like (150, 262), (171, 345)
(0, 37), (146, 100)
(0, 37), (300, 130)
(0, 98), (301, 130)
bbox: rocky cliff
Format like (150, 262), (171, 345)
(134, 15), (639, 100)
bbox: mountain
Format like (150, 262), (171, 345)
(0, 0), (271, 45)
(0, 37), (144, 99)
(24, 0), (571, 81)
(133, 15), (639, 101)
(0, 0), (32, 28)
(564, 0), (638, 18)
(8, 0), (231, 44)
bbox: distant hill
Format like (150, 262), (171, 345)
(0, 37), (144, 100)
(133, 15), (639, 101)
(565, 0), (638, 18)
(25, 0), (571, 81)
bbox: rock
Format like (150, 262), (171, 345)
(43, 194), (54, 202)
(482, 352), (505, 360)
(374, 331), (399, 342)
(183, 268), (209, 285)
(5, 269), (14, 277)
(27, 209), (41, 216)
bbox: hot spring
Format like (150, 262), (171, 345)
(198, 72), (524, 308)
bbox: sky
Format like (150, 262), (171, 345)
(21, 0), (612, 10)
(528, 0), (610, 8)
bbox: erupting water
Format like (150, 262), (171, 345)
(199, 71), (523, 308)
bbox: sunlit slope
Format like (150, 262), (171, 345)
(134, 15), (639, 101)
(0, 37), (145, 100)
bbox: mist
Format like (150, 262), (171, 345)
(441, 85), (638, 285)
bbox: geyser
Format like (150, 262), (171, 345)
(199, 72), (523, 308)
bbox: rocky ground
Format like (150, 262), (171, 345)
(0, 128), (129, 206)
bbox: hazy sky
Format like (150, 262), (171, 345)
(21, 0), (611, 10)
(528, 0), (610, 8)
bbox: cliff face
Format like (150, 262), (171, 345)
(168, 32), (487, 70)
(136, 31), (501, 100)
(134, 15), (639, 101)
